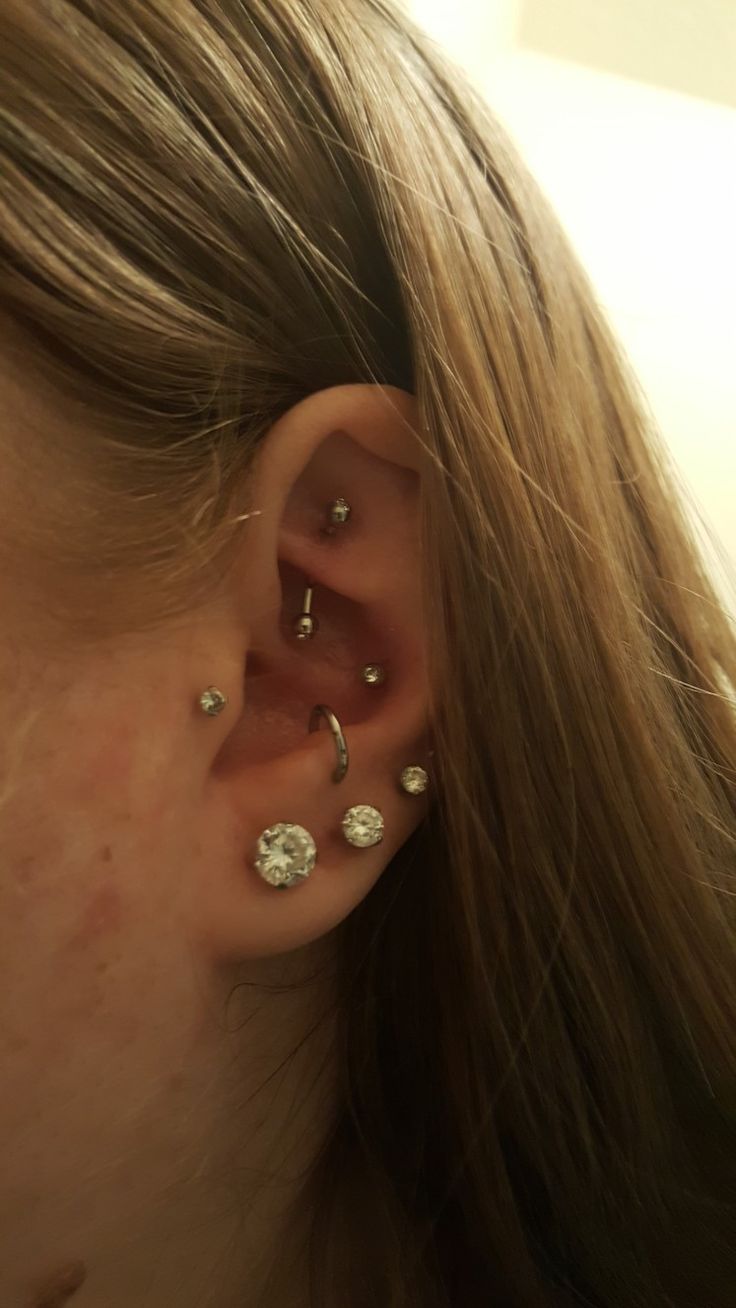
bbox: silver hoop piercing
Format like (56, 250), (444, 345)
(361, 663), (386, 687)
(198, 686), (228, 716)
(342, 805), (384, 848)
(293, 583), (318, 641)
(309, 704), (349, 783)
(399, 765), (429, 795)
(254, 823), (317, 889)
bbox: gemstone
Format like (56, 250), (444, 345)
(328, 497), (352, 526)
(199, 686), (228, 716)
(254, 823), (317, 888)
(400, 765), (429, 796)
(342, 805), (384, 848)
(362, 663), (386, 686)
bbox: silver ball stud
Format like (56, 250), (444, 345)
(293, 613), (318, 640)
(361, 663), (386, 687)
(328, 497), (352, 527)
(293, 583), (318, 641)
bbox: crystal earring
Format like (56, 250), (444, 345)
(327, 497), (351, 528)
(342, 805), (384, 848)
(399, 766), (429, 795)
(198, 686), (228, 716)
(361, 663), (386, 687)
(254, 822), (317, 889)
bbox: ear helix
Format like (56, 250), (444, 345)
(292, 497), (352, 641)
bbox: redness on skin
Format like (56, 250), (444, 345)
(61, 883), (124, 954)
(26, 1261), (87, 1308)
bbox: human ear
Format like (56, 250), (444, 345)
(196, 383), (430, 960)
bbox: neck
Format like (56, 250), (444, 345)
(20, 938), (343, 1308)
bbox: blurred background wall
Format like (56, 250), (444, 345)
(408, 0), (736, 604)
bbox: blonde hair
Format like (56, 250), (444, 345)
(1, 1), (735, 1303)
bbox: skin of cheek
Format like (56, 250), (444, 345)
(25, 1260), (88, 1308)
(0, 697), (211, 1299)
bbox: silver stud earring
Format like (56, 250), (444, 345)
(293, 583), (318, 641)
(399, 766), (429, 796)
(198, 686), (228, 716)
(254, 822), (317, 889)
(361, 663), (386, 687)
(342, 805), (384, 848)
(328, 497), (351, 528)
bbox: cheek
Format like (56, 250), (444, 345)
(61, 878), (125, 954)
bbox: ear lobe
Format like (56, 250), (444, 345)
(196, 384), (431, 961)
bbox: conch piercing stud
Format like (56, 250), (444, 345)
(361, 663), (386, 687)
(254, 822), (317, 889)
(198, 686), (228, 716)
(293, 583), (318, 641)
(309, 704), (349, 783)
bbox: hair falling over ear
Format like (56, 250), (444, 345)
(0, 2), (734, 1304)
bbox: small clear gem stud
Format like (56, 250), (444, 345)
(199, 686), (228, 716)
(399, 766), (429, 796)
(328, 498), (352, 527)
(361, 663), (386, 687)
(342, 805), (384, 848)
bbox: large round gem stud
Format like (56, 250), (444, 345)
(342, 805), (384, 849)
(254, 823), (317, 889)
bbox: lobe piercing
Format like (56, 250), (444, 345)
(342, 805), (384, 848)
(254, 823), (317, 888)
(399, 765), (429, 795)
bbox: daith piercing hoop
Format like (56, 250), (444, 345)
(309, 703), (349, 783)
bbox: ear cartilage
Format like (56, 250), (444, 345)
(293, 583), (318, 640)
